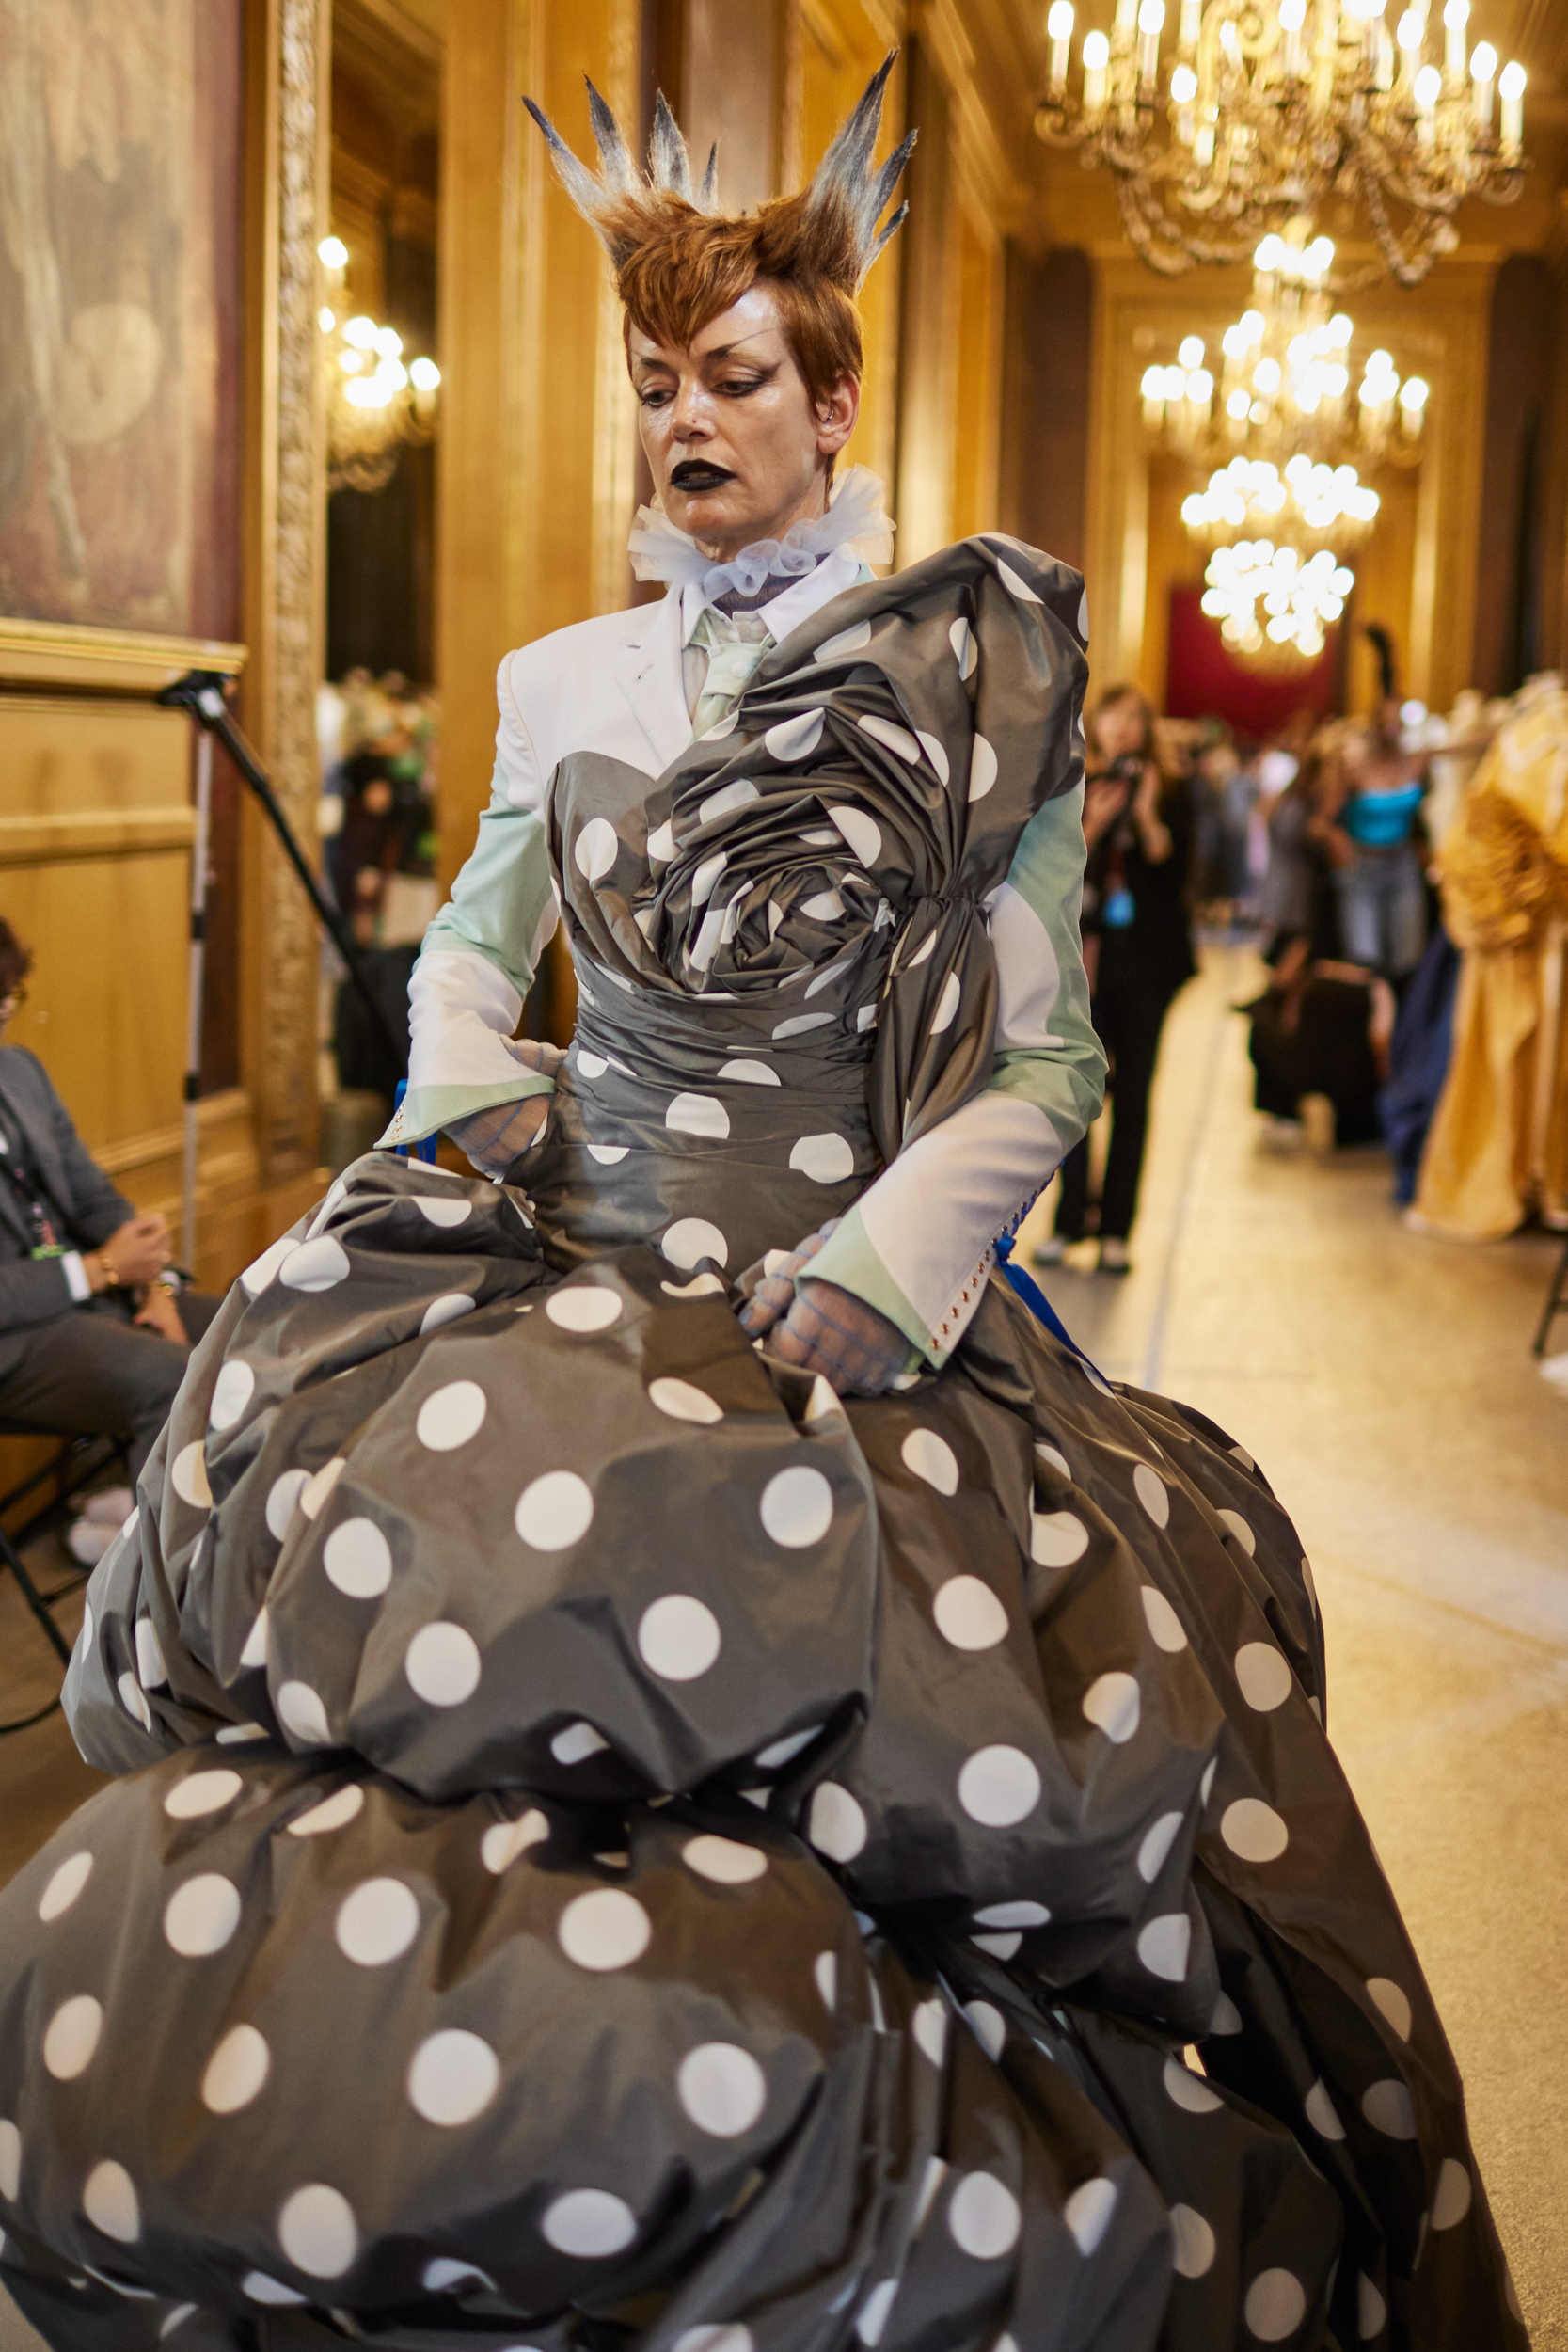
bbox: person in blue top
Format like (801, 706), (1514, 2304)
(1317, 630), (1429, 981)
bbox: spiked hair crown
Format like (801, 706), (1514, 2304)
(524, 56), (915, 395)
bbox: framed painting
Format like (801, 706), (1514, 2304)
(0, 0), (243, 640)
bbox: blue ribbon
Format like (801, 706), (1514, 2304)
(993, 1231), (1099, 1371)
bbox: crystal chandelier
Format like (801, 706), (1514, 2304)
(1201, 539), (1354, 659)
(317, 238), (441, 495)
(1035, 0), (1528, 286)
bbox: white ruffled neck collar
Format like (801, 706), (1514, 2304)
(627, 466), (895, 603)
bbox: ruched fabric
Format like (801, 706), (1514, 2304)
(0, 539), (1521, 2352)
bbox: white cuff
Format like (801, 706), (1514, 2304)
(62, 1251), (91, 1303)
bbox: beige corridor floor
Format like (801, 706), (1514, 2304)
(1, 941), (1564, 2347)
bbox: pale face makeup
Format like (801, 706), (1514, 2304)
(628, 281), (859, 561)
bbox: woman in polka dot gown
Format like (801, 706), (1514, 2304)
(0, 64), (1521, 2352)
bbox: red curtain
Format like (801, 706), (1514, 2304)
(1164, 585), (1340, 739)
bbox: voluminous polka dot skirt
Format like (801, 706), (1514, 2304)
(0, 1154), (1522, 2350)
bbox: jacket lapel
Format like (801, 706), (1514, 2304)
(610, 590), (691, 778)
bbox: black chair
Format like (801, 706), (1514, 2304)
(0, 1425), (126, 1734)
(1534, 1232), (1568, 1360)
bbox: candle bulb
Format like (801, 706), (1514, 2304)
(1179, 0), (1201, 53)
(1047, 0), (1074, 88)
(1498, 58), (1525, 151)
(1414, 59), (1440, 143)
(1443, 0), (1468, 81)
(1116, 0), (1138, 33)
(1470, 40), (1496, 132)
(1082, 27), (1111, 111)
(1138, 0), (1165, 88)
(1278, 0), (1305, 75)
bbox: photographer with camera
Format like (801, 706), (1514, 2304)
(1037, 683), (1195, 1274)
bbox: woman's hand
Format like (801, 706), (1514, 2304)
(739, 1223), (914, 1395)
(1131, 760), (1173, 864)
(446, 1038), (564, 1174)
(134, 1286), (189, 1345)
(1082, 776), (1130, 848)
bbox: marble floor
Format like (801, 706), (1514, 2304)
(1, 941), (1564, 2347)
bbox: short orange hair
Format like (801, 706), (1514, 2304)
(610, 188), (863, 410)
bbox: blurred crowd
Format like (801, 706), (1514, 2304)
(1039, 640), (1568, 1274)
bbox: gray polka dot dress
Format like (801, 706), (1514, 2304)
(0, 542), (1521, 2350)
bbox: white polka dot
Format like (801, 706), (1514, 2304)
(574, 818), (619, 882)
(171, 1442), (212, 1510)
(965, 2000), (1005, 2060)
(265, 1468), (309, 1539)
(0, 2118), (19, 2201)
(673, 2329), (752, 2352)
(578, 1050), (610, 1079)
(662, 1216), (729, 1270)
(515, 1470), (594, 1550)
(1163, 2055), (1223, 2114)
(1235, 1643), (1291, 1711)
(1034, 1443), (1071, 1482)
(677, 2042), (767, 2137)
(1141, 1585), (1187, 1650)
(760, 1465), (832, 1548)
(551, 1721), (608, 1765)
(957, 1745), (1040, 1827)
(165, 1771), (243, 1823)
(117, 1674), (151, 1731)
(202, 2025), (271, 2114)
(829, 805), (881, 866)
(558, 1887), (651, 1973)
(1083, 1671), (1141, 1744)
(306, 1176), (350, 1236)
(719, 1058), (779, 1086)
(1367, 1978), (1412, 2041)
(859, 711), (919, 763)
(856, 2280), (898, 2346)
(1361, 2079), (1417, 2138)
(933, 1576), (1008, 1652)
(1357, 2273), (1387, 2338)
(901, 1427), (958, 1494)
(912, 1997), (947, 2068)
(638, 1594), (721, 1681)
(1137, 1811), (1184, 1883)
(816, 618), (873, 663)
(1133, 1463), (1170, 1526)
(667, 1092), (731, 1139)
(324, 1518), (392, 1599)
(416, 1379), (487, 1452)
(766, 709), (825, 762)
(1220, 1799), (1289, 1864)
(39, 1852), (94, 1922)
(420, 1291), (476, 1334)
(1137, 1913), (1191, 1981)
(1170, 2204), (1216, 2279)
(649, 1377), (722, 1423)
(412, 1194), (471, 1229)
(787, 1131), (855, 1184)
(407, 2030), (499, 2127)
(661, 1273), (726, 1300)
(947, 2172), (1021, 2260)
(1031, 1510), (1089, 1566)
(1301, 1557), (1319, 1616)
(44, 1995), (102, 2079)
(83, 2161), (139, 2244)
(164, 1874), (242, 1958)
(1077, 589), (1089, 641)
(280, 1237), (351, 1293)
(1432, 2157), (1471, 2230)
(541, 2188), (637, 2258)
(240, 1236), (295, 1297)
(808, 1781), (867, 1862)
(277, 1680), (331, 1745)
(683, 1835), (767, 1885)
(950, 615), (977, 677)
(406, 1623), (482, 1708)
(1304, 2079), (1344, 2139)
(335, 1879), (420, 1967)
(915, 729), (950, 785)
(699, 779), (761, 826)
(646, 820), (675, 864)
(300, 1457), (346, 1520)
(773, 1010), (834, 1040)
(1200, 1758), (1218, 1805)
(1211, 1992), (1243, 2034)
(968, 737), (998, 802)
(971, 1931), (1021, 1960)
(278, 2183), (357, 2279)
(1243, 2267), (1307, 2341)
(801, 890), (845, 923)
(929, 972), (961, 1036)
(209, 1360), (256, 1433)
(586, 1142), (628, 1164)
(1218, 1507), (1257, 1554)
(287, 1784), (365, 1837)
(482, 1809), (548, 1872)
(239, 1607), (268, 1670)
(243, 2272), (307, 2306)
(814, 1951), (837, 2010)
(975, 1899), (1050, 1930)
(995, 558), (1042, 605)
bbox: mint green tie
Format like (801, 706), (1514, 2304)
(689, 609), (775, 739)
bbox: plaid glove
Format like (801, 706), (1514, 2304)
(446, 1039), (563, 1174)
(740, 1222), (916, 1396)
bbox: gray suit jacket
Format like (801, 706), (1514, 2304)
(0, 1046), (133, 1354)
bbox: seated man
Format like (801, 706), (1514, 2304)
(0, 923), (219, 1560)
